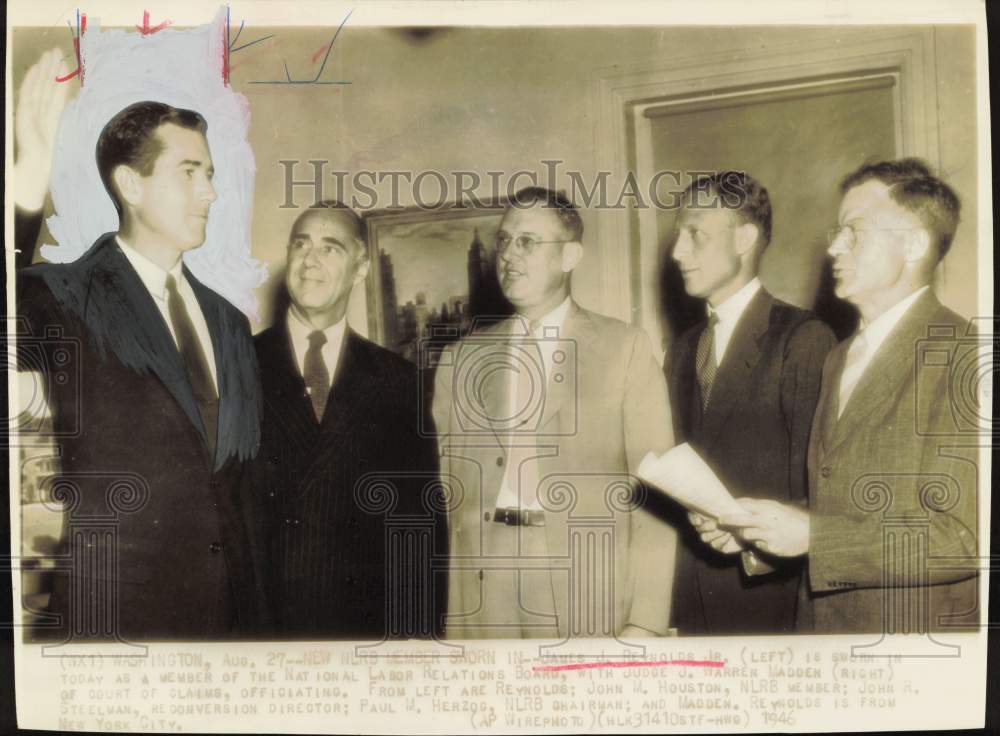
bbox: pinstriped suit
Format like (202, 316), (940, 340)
(255, 321), (446, 639)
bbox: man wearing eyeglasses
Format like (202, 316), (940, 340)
(253, 201), (446, 639)
(715, 159), (980, 634)
(666, 171), (835, 636)
(433, 187), (678, 639)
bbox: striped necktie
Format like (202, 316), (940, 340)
(695, 313), (720, 411)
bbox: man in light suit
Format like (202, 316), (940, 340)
(434, 187), (677, 640)
(255, 202), (446, 639)
(16, 100), (264, 640)
(667, 171), (835, 635)
(717, 159), (980, 634)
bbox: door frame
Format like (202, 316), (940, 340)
(590, 29), (939, 354)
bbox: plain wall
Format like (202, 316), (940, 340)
(11, 24), (979, 332)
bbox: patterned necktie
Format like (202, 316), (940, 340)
(165, 274), (218, 460)
(837, 331), (869, 419)
(695, 312), (720, 411)
(303, 330), (330, 422)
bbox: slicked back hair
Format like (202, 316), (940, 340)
(96, 101), (208, 216)
(290, 200), (368, 258)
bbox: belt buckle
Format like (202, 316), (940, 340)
(503, 508), (521, 526)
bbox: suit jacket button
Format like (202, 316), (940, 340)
(483, 512), (491, 522)
(209, 542), (222, 554)
(496, 457), (504, 467)
(820, 466), (832, 478)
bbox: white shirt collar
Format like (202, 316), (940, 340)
(116, 236), (183, 300)
(855, 285), (930, 357)
(518, 296), (573, 336)
(287, 308), (347, 347)
(707, 277), (762, 327)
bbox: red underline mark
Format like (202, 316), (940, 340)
(532, 659), (726, 673)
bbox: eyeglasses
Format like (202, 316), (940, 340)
(826, 225), (919, 250)
(495, 232), (569, 256)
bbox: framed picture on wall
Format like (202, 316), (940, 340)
(362, 199), (514, 364)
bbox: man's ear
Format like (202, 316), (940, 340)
(113, 165), (143, 208)
(561, 241), (584, 273)
(903, 228), (932, 264)
(353, 256), (371, 285)
(734, 221), (760, 257)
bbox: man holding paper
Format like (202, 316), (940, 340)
(658, 171), (835, 635)
(716, 160), (979, 634)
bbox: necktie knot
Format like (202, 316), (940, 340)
(706, 312), (720, 329)
(308, 330), (328, 349)
(165, 273), (179, 296)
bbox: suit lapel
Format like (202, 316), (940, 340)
(700, 290), (772, 444)
(185, 267), (225, 452)
(260, 319), (318, 438)
(667, 329), (699, 440)
(816, 342), (847, 454)
(538, 302), (590, 433)
(90, 239), (209, 445)
(826, 291), (940, 455)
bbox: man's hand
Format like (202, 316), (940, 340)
(689, 511), (742, 554)
(719, 498), (810, 557)
(14, 48), (71, 211)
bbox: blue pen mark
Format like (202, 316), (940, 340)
(249, 8), (353, 85)
(227, 5), (274, 53)
(224, 5), (276, 85)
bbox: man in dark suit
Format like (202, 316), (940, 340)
(719, 159), (980, 634)
(666, 171), (835, 635)
(255, 202), (445, 640)
(16, 100), (264, 640)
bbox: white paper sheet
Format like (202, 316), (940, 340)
(637, 442), (744, 519)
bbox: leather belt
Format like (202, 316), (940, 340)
(493, 507), (546, 527)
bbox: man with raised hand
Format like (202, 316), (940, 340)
(16, 98), (264, 640)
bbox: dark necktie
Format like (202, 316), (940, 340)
(303, 330), (330, 422)
(695, 312), (719, 411)
(165, 274), (219, 460)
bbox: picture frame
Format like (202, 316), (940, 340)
(362, 198), (514, 363)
